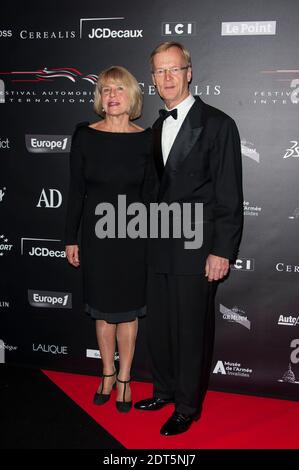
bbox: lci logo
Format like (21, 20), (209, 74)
(231, 258), (255, 271)
(162, 22), (196, 36)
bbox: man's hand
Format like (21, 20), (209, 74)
(205, 254), (229, 282)
(65, 244), (80, 267)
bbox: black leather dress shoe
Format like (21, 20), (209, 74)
(134, 396), (174, 411)
(160, 411), (198, 436)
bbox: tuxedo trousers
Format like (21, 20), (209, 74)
(146, 269), (217, 417)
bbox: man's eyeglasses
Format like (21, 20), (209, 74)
(152, 66), (190, 77)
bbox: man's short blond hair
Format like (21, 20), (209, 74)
(93, 66), (142, 120)
(150, 41), (192, 71)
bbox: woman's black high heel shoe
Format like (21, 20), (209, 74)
(93, 370), (117, 405)
(116, 377), (132, 413)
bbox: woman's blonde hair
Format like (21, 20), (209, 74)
(93, 66), (142, 120)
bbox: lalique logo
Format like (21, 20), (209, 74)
(33, 344), (68, 355)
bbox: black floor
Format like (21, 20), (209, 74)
(0, 364), (124, 449)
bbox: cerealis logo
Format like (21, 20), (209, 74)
(26, 135), (71, 153)
(162, 22), (196, 36)
(80, 17), (143, 40)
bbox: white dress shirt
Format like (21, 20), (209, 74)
(161, 93), (195, 165)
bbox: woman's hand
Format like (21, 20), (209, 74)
(65, 245), (80, 267)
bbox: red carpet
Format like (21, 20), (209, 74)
(43, 370), (299, 449)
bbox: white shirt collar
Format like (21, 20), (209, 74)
(165, 93), (195, 119)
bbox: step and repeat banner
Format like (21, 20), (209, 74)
(1, 0), (299, 400)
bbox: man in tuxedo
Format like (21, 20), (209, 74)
(135, 42), (243, 435)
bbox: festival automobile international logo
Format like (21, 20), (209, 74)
(253, 69), (299, 105)
(0, 67), (97, 84)
(79, 17), (143, 39)
(0, 67), (97, 104)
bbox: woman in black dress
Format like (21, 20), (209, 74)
(65, 66), (154, 412)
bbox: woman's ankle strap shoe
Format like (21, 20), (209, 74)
(116, 377), (132, 413)
(93, 370), (117, 405)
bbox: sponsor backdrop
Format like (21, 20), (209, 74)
(1, 0), (299, 400)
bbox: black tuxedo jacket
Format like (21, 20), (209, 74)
(148, 96), (243, 275)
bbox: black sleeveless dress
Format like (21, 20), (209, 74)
(65, 122), (152, 323)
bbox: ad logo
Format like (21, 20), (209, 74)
(36, 189), (62, 208)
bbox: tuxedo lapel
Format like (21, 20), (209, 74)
(158, 98), (204, 199)
(152, 118), (164, 181)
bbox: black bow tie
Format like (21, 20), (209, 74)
(159, 108), (178, 121)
